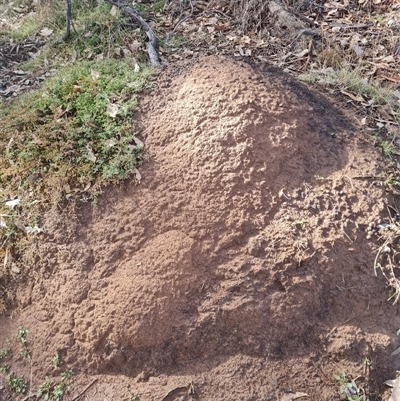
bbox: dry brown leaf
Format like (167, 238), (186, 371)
(110, 5), (118, 16)
(351, 43), (363, 57)
(341, 90), (365, 102)
(106, 102), (119, 118)
(14, 221), (26, 233)
(25, 226), (42, 234)
(385, 376), (400, 401)
(295, 49), (309, 58)
(71, 49), (77, 62)
(86, 145), (96, 163)
(91, 69), (100, 80)
(83, 182), (91, 192)
(281, 392), (308, 401)
(133, 136), (144, 149)
(382, 55), (395, 63)
(105, 139), (117, 148)
(134, 168), (142, 182)
(40, 27), (53, 37)
(5, 199), (20, 209)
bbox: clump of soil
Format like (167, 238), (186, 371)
(1, 56), (400, 401)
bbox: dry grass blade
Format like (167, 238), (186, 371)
(233, 0), (269, 32)
(372, 209), (400, 304)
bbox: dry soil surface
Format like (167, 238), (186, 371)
(1, 55), (400, 401)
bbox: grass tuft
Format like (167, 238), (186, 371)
(300, 66), (397, 107)
(0, 58), (151, 200)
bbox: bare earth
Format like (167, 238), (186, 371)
(1, 55), (400, 401)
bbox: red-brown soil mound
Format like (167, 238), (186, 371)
(1, 56), (399, 401)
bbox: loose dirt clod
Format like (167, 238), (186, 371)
(1, 56), (399, 401)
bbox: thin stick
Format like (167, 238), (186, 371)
(72, 378), (98, 401)
(104, 0), (161, 67)
(63, 0), (72, 41)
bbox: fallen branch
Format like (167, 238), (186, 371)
(104, 0), (161, 67)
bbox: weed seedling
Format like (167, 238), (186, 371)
(0, 348), (9, 360)
(0, 365), (9, 373)
(20, 348), (31, 361)
(37, 376), (54, 400)
(60, 368), (74, 381)
(52, 382), (71, 401)
(6, 372), (27, 393)
(362, 357), (372, 367)
(334, 372), (360, 401)
(381, 141), (394, 158)
(16, 327), (28, 345)
(127, 385), (140, 401)
(52, 353), (61, 368)
(384, 175), (399, 188)
(37, 367), (74, 401)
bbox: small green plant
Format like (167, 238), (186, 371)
(0, 348), (9, 360)
(136, 0), (165, 15)
(37, 376), (54, 400)
(334, 372), (360, 401)
(385, 175), (399, 188)
(1, 58), (151, 201)
(52, 353), (61, 368)
(362, 357), (371, 367)
(6, 372), (27, 393)
(162, 33), (185, 49)
(60, 368), (74, 381)
(374, 14), (386, 25)
(52, 368), (74, 400)
(0, 365), (9, 373)
(372, 135), (395, 159)
(16, 327), (28, 345)
(381, 141), (394, 158)
(20, 348), (31, 361)
(37, 368), (74, 400)
(52, 382), (69, 401)
(126, 385), (140, 401)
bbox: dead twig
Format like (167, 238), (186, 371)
(63, 0), (72, 41)
(168, 0), (194, 38)
(72, 378), (98, 401)
(168, 7), (231, 41)
(104, 0), (161, 67)
(372, 208), (400, 304)
(53, 0), (75, 47)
